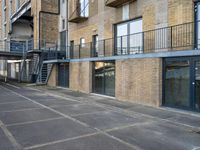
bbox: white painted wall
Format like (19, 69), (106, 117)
(11, 19), (33, 40)
(59, 0), (67, 32)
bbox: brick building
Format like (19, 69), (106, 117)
(47, 0), (200, 112)
(0, 0), (66, 81)
(0, 0), (199, 112)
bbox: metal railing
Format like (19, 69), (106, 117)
(71, 21), (196, 59)
(0, 22), (198, 60)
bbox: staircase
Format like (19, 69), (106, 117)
(37, 63), (53, 84)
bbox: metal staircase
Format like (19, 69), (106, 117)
(36, 52), (53, 84)
(37, 63), (53, 84)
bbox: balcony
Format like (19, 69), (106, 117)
(105, 0), (136, 7)
(69, 22), (197, 59)
(69, 1), (89, 23)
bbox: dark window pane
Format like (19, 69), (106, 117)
(93, 61), (115, 96)
(195, 61), (200, 110)
(165, 60), (190, 108)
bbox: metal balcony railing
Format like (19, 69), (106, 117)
(70, 21), (197, 59)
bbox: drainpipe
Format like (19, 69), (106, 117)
(66, 0), (69, 58)
(8, 0), (13, 51)
(9, 0), (12, 33)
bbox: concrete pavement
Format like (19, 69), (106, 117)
(0, 81), (199, 150)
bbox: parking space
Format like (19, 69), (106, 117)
(0, 82), (200, 150)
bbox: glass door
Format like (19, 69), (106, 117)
(164, 57), (200, 112)
(194, 61), (200, 111)
(164, 59), (191, 109)
(93, 61), (115, 97)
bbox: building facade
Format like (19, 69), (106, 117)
(0, 0), (199, 113)
(0, 0), (67, 81)
(47, 0), (200, 112)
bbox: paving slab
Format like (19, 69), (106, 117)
(30, 134), (135, 150)
(168, 114), (200, 129)
(0, 97), (27, 104)
(0, 128), (16, 150)
(128, 105), (174, 119)
(7, 118), (96, 147)
(0, 108), (62, 125)
(33, 99), (80, 107)
(52, 104), (107, 116)
(24, 95), (56, 100)
(95, 99), (134, 109)
(108, 121), (200, 150)
(74, 111), (149, 130)
(0, 101), (42, 112)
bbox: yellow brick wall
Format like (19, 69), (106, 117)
(168, 0), (194, 26)
(40, 13), (59, 46)
(69, 61), (92, 93)
(48, 64), (58, 87)
(116, 58), (162, 107)
(41, 0), (59, 13)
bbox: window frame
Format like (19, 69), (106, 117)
(114, 17), (143, 55)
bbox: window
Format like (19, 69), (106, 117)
(80, 37), (85, 48)
(80, 0), (89, 17)
(122, 4), (129, 20)
(4, 24), (6, 38)
(60, 31), (66, 51)
(115, 18), (143, 55)
(62, 19), (65, 30)
(16, 63), (19, 73)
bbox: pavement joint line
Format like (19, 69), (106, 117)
(49, 103), (87, 108)
(0, 120), (22, 150)
(23, 132), (101, 150)
(27, 87), (80, 103)
(192, 147), (200, 150)
(5, 83), (21, 89)
(93, 127), (142, 150)
(70, 110), (112, 117)
(1, 83), (141, 150)
(6, 117), (65, 127)
(104, 121), (156, 133)
(0, 107), (43, 113)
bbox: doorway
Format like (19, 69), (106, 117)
(58, 63), (69, 88)
(164, 57), (200, 112)
(93, 61), (115, 97)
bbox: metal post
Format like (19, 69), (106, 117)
(90, 42), (93, 57)
(142, 32), (144, 53)
(104, 40), (106, 57)
(79, 45), (81, 59)
(170, 26), (173, 50)
(121, 36), (123, 55)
